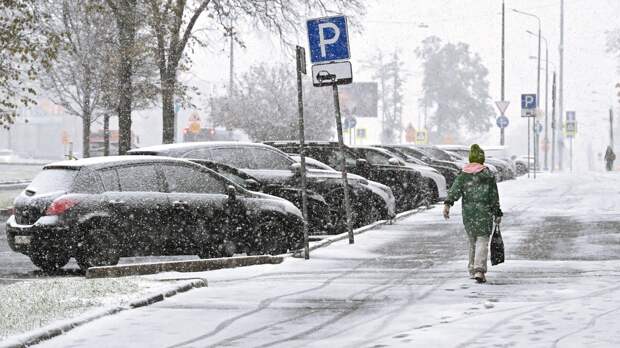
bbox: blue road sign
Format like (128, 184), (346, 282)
(496, 115), (509, 128)
(521, 94), (537, 117)
(566, 111), (576, 122)
(343, 116), (357, 130)
(534, 121), (543, 134)
(307, 16), (350, 63)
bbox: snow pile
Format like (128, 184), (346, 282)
(0, 277), (170, 340)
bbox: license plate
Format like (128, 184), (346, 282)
(14, 235), (32, 245)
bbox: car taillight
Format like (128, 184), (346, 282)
(46, 198), (78, 216)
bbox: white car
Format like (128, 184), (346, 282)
(0, 149), (18, 163)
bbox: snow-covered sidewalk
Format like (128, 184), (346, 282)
(4, 172), (620, 347)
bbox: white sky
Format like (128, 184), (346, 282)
(137, 0), (620, 162)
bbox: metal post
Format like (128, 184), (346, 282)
(535, 26), (541, 178)
(501, 0), (506, 146)
(558, 0), (565, 170)
(295, 47), (310, 260)
(528, 117), (531, 178)
(611, 108), (615, 148)
(551, 72), (557, 172)
(544, 45), (549, 170)
(570, 138), (573, 172)
(332, 82), (355, 244)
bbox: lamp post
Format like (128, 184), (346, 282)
(513, 8), (542, 178)
(528, 31), (550, 170)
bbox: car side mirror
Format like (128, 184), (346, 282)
(290, 162), (302, 176)
(388, 157), (401, 166)
(356, 158), (368, 168)
(244, 179), (260, 191)
(226, 185), (237, 200)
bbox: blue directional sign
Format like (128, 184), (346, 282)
(496, 115), (509, 128)
(521, 94), (537, 117)
(307, 16), (350, 63)
(534, 121), (543, 134)
(343, 116), (357, 130)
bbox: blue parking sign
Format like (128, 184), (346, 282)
(521, 94), (537, 117)
(307, 16), (350, 63)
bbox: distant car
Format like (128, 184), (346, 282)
(129, 142), (392, 233)
(352, 146), (447, 202)
(437, 145), (513, 181)
(0, 149), (18, 163)
(6, 156), (304, 273)
(264, 141), (425, 212)
(374, 145), (459, 188)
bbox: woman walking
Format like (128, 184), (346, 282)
(443, 144), (502, 283)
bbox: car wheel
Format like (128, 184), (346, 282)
(29, 247), (70, 274)
(76, 226), (120, 271)
(251, 218), (288, 255)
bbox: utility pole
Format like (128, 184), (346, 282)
(500, 0), (506, 145)
(228, 23), (234, 98)
(558, 0), (565, 170)
(551, 73), (557, 171)
(611, 108), (615, 148)
(544, 43), (549, 170)
(535, 23), (541, 178)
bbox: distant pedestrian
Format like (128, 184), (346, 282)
(443, 144), (503, 283)
(604, 146), (615, 171)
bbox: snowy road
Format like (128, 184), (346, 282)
(27, 172), (620, 347)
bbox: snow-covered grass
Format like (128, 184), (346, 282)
(0, 277), (178, 341)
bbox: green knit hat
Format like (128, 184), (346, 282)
(469, 144), (485, 164)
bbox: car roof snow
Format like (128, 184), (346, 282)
(128, 141), (275, 154)
(44, 155), (191, 170)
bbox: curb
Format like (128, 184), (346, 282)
(0, 278), (207, 348)
(86, 255), (284, 279)
(294, 205), (432, 257)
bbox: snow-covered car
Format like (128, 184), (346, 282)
(265, 141), (426, 213)
(352, 146), (448, 202)
(375, 145), (459, 188)
(289, 155), (397, 220)
(129, 142), (392, 233)
(6, 156), (304, 273)
(437, 145), (512, 181)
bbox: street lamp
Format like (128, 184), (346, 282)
(513, 8), (542, 178)
(527, 30), (550, 170)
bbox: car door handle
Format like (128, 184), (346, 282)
(108, 199), (125, 205)
(172, 200), (189, 208)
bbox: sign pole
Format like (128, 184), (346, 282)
(551, 72), (557, 172)
(295, 46), (310, 260)
(332, 80), (354, 244)
(500, 0), (506, 146)
(528, 117), (531, 178)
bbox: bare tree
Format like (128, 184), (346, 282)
(105, 0), (138, 154)
(40, 1), (117, 158)
(210, 64), (334, 141)
(143, 0), (366, 144)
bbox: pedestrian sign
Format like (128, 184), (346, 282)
(496, 115), (509, 128)
(307, 16), (350, 63)
(415, 129), (428, 145)
(521, 94), (537, 117)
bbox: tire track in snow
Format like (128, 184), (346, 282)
(551, 305), (620, 348)
(166, 260), (373, 348)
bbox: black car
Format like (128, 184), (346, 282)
(129, 142), (391, 233)
(375, 145), (459, 187)
(5, 156), (304, 273)
(264, 141), (425, 212)
(187, 159), (332, 235)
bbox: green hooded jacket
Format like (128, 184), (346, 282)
(445, 168), (503, 237)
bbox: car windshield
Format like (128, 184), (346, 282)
(209, 147), (292, 170)
(27, 168), (77, 194)
(419, 147), (453, 161)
